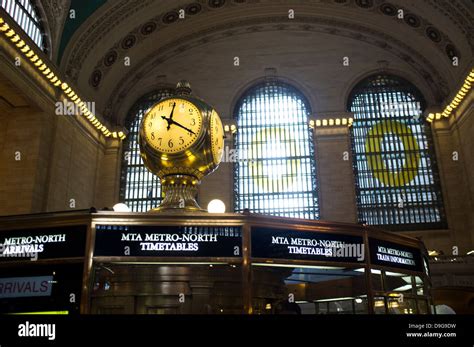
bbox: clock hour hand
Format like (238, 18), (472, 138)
(161, 115), (172, 130)
(169, 119), (196, 135)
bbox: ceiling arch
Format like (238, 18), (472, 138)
(52, 0), (473, 125)
(229, 74), (321, 121)
(60, 0), (473, 77)
(104, 28), (448, 124)
(99, 14), (455, 121)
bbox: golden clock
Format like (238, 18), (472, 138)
(138, 81), (225, 212)
(142, 98), (203, 154)
(209, 109), (224, 164)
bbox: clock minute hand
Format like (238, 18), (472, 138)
(169, 119), (196, 135)
(162, 102), (177, 130)
(168, 102), (176, 120)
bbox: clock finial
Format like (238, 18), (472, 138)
(176, 80), (192, 95)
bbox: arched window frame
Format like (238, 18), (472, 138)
(119, 88), (175, 212)
(347, 74), (446, 230)
(233, 80), (319, 219)
(1, 0), (48, 53)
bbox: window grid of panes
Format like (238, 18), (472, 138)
(234, 81), (319, 219)
(348, 75), (446, 230)
(119, 89), (174, 212)
(1, 0), (46, 51)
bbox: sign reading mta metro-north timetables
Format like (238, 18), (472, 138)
(94, 225), (242, 257)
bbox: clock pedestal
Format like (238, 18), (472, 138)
(152, 174), (204, 212)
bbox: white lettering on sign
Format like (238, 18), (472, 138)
(120, 233), (218, 252)
(140, 242), (199, 251)
(376, 246), (415, 266)
(3, 234), (66, 245)
(271, 236), (364, 260)
(0, 234), (66, 258)
(0, 276), (53, 298)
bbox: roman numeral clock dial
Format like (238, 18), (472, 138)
(143, 98), (203, 154)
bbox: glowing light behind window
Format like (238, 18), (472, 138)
(120, 89), (174, 212)
(348, 75), (445, 229)
(234, 81), (319, 219)
(1, 0), (46, 51)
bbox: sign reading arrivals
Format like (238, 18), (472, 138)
(0, 276), (53, 298)
(94, 225), (242, 257)
(251, 227), (365, 263)
(0, 226), (87, 261)
(369, 238), (423, 272)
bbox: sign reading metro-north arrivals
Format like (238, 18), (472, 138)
(94, 225), (242, 257)
(0, 226), (87, 261)
(251, 227), (365, 263)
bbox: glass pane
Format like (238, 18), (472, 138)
(387, 297), (417, 314)
(234, 82), (319, 219)
(0, 263), (83, 314)
(418, 299), (429, 314)
(252, 265), (367, 314)
(384, 272), (413, 293)
(348, 74), (445, 228)
(91, 263), (243, 314)
(373, 296), (386, 314)
(355, 297), (369, 314)
(315, 302), (328, 314)
(415, 276), (424, 295)
(371, 268), (383, 291)
(328, 300), (353, 314)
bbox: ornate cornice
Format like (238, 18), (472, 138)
(62, 0), (468, 85)
(40, 0), (70, 58)
(60, 0), (156, 76)
(423, 0), (474, 38)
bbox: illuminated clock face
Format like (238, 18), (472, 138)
(143, 98), (203, 154)
(209, 110), (224, 164)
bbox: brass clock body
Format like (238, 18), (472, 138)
(138, 82), (224, 212)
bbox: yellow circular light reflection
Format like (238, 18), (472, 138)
(365, 120), (420, 187)
(250, 127), (300, 193)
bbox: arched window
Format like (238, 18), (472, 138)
(1, 0), (47, 52)
(120, 89), (174, 212)
(348, 74), (446, 229)
(234, 81), (319, 219)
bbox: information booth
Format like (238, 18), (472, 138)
(0, 210), (432, 314)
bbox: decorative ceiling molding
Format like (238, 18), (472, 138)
(88, 0), (463, 92)
(50, 0), (473, 126)
(101, 15), (450, 124)
(61, 0), (470, 83)
(423, 0), (474, 39)
(60, 0), (157, 75)
(40, 0), (70, 58)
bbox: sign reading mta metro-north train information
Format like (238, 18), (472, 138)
(369, 238), (423, 272)
(94, 225), (242, 257)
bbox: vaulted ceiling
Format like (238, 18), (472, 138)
(39, 0), (474, 124)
